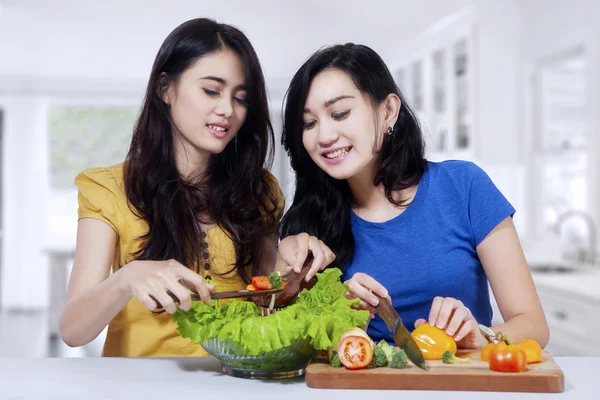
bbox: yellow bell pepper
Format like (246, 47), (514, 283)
(516, 339), (542, 364)
(411, 323), (457, 360)
(481, 342), (506, 361)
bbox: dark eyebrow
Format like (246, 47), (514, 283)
(199, 76), (247, 91)
(303, 95), (354, 113)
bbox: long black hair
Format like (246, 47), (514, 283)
(124, 18), (277, 283)
(279, 43), (426, 269)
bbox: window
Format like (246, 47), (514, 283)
(49, 106), (138, 189)
(47, 105), (138, 236)
(536, 54), (588, 233)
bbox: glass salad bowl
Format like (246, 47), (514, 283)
(201, 337), (314, 379)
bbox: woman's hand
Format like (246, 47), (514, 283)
(414, 296), (487, 349)
(343, 272), (390, 315)
(119, 259), (215, 313)
(276, 233), (336, 281)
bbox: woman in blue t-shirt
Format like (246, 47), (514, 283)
(279, 43), (549, 349)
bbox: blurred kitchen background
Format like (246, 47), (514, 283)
(0, 0), (598, 358)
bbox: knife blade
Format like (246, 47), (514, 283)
(375, 295), (428, 370)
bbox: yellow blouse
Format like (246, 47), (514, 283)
(75, 162), (284, 357)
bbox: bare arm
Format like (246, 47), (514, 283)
(478, 217), (550, 347)
(59, 218), (131, 347)
(60, 219), (214, 348)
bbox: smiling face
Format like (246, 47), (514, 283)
(164, 49), (248, 165)
(301, 68), (390, 180)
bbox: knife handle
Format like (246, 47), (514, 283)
(374, 294), (400, 333)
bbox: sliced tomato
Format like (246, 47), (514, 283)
(340, 327), (375, 348)
(252, 276), (271, 290)
(251, 276), (288, 290)
(338, 335), (373, 370)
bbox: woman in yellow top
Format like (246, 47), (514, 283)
(59, 18), (335, 357)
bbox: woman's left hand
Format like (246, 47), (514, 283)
(276, 233), (336, 281)
(415, 296), (487, 349)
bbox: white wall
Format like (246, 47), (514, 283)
(520, 0), (600, 242)
(473, 1), (527, 236)
(475, 0), (523, 165)
(0, 94), (50, 309)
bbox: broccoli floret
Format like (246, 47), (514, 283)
(330, 351), (342, 368)
(376, 340), (396, 364)
(368, 345), (389, 368)
(442, 350), (471, 364)
(389, 348), (408, 369)
(267, 272), (284, 290)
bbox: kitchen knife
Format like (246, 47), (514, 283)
(375, 295), (428, 370)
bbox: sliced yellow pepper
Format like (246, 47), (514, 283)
(411, 323), (457, 360)
(517, 339), (542, 364)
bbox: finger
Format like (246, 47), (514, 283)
(346, 279), (380, 307)
(350, 299), (376, 313)
(354, 273), (388, 299)
(454, 318), (477, 344)
(194, 280), (212, 305)
(414, 318), (428, 328)
(307, 237), (325, 281)
(294, 233), (310, 272)
(320, 240), (336, 266)
(148, 279), (178, 314)
(428, 296), (444, 326)
(178, 278), (214, 294)
(133, 286), (161, 311)
(435, 298), (461, 330)
(156, 272), (193, 311)
(170, 281), (193, 312)
(346, 292), (378, 315)
(174, 266), (214, 305)
(445, 307), (469, 336)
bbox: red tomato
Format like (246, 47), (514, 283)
(489, 344), (528, 373)
(338, 336), (374, 370)
(252, 276), (271, 290)
(250, 276), (287, 290)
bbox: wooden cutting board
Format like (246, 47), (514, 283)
(305, 350), (564, 393)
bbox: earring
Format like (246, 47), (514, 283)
(387, 127), (393, 136)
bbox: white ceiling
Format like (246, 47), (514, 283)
(0, 0), (472, 92)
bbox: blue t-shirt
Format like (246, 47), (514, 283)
(342, 161), (515, 342)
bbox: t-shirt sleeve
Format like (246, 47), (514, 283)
(467, 163), (516, 246)
(74, 167), (123, 235)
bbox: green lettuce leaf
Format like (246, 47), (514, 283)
(172, 268), (369, 354)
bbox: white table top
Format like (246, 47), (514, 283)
(0, 357), (598, 399)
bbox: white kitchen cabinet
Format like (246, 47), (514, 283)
(536, 284), (600, 356)
(392, 10), (476, 163)
(390, 3), (525, 167)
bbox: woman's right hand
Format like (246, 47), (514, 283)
(119, 259), (215, 313)
(344, 272), (390, 315)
